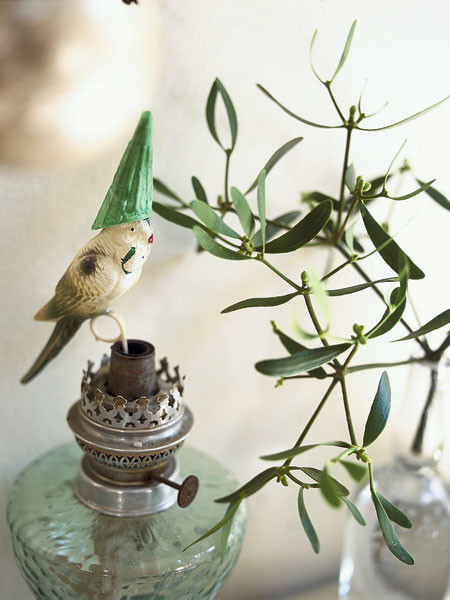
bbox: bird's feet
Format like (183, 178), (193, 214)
(90, 310), (128, 354)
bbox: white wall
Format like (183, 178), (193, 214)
(1, 1), (450, 599)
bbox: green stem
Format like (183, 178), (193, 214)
(335, 345), (360, 446)
(321, 256), (354, 282)
(336, 243), (432, 355)
(212, 204), (292, 231)
(436, 332), (450, 359)
(335, 194), (359, 242)
(216, 234), (241, 249)
(332, 447), (356, 463)
(342, 343), (359, 370)
(224, 150), (231, 205)
(261, 216), (291, 230)
(411, 366), (438, 455)
(384, 164), (407, 226)
(408, 291), (425, 331)
(340, 376), (358, 446)
(285, 373), (334, 380)
(325, 83), (346, 123)
(304, 293), (330, 348)
(282, 299), (360, 469)
(259, 258), (303, 291)
(322, 246), (335, 280)
(347, 357), (424, 373)
(336, 126), (354, 232)
(285, 471), (320, 488)
(368, 461), (376, 493)
(304, 292), (345, 373)
(284, 377), (340, 467)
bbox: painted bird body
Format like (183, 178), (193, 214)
(21, 110), (155, 384)
(21, 220), (153, 384)
(35, 220), (152, 322)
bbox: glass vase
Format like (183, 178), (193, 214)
(339, 360), (450, 600)
(7, 443), (246, 600)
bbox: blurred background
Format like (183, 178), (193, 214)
(1, 1), (449, 598)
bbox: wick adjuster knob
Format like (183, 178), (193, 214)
(151, 473), (199, 508)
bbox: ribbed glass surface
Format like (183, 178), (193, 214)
(7, 443), (246, 600)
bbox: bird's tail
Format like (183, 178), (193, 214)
(21, 316), (84, 384)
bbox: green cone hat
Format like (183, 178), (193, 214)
(92, 111), (153, 230)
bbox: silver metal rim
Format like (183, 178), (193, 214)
(67, 401), (194, 455)
(74, 455), (180, 517)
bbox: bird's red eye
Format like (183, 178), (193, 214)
(148, 233), (154, 244)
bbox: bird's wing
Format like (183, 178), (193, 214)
(35, 249), (119, 321)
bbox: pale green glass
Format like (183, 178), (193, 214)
(7, 443), (246, 600)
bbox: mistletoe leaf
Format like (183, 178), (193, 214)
(331, 20), (357, 82)
(327, 278), (398, 297)
(193, 226), (249, 261)
(215, 468), (278, 503)
(377, 493), (412, 529)
(246, 137), (303, 194)
(342, 497), (366, 526)
(358, 95), (450, 132)
(153, 202), (202, 229)
(271, 327), (327, 379)
(417, 179), (450, 211)
(319, 465), (342, 507)
(361, 204), (424, 279)
(257, 170), (267, 254)
(298, 488), (320, 553)
(253, 211), (301, 246)
(394, 308), (450, 341)
(206, 78), (238, 151)
(387, 179), (435, 201)
(340, 460), (367, 483)
(372, 492), (414, 565)
(191, 200), (240, 238)
(222, 292), (300, 314)
(363, 371), (391, 447)
(261, 441), (350, 462)
(153, 178), (184, 203)
(262, 201), (332, 254)
(255, 343), (351, 377)
(192, 176), (208, 204)
(300, 466), (349, 496)
(184, 499), (241, 553)
(231, 187), (256, 238)
(257, 84), (343, 129)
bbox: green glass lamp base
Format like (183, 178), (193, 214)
(7, 443), (246, 600)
